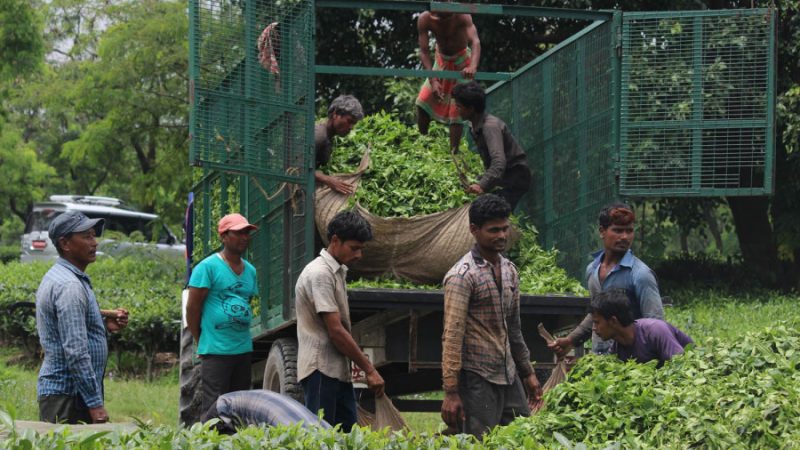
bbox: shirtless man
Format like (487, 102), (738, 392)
(416, 5), (481, 152)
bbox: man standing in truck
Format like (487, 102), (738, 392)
(452, 81), (531, 211)
(416, 3), (481, 152)
(186, 213), (260, 420)
(548, 203), (665, 357)
(295, 210), (385, 432)
(441, 194), (543, 436)
(315, 95), (364, 195)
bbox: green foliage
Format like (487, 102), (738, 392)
(486, 324), (800, 448)
(0, 0), (190, 243)
(348, 277), (440, 291)
(325, 112), (483, 217)
(0, 0), (44, 82)
(2, 322), (799, 448)
(0, 256), (184, 367)
(511, 219), (588, 295)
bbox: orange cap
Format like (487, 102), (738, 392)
(218, 213), (258, 234)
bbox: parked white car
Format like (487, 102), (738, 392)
(20, 195), (185, 262)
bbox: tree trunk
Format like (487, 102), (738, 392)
(702, 206), (724, 252)
(679, 230), (689, 253)
(727, 196), (780, 286)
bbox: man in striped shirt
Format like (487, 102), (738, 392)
(36, 211), (129, 424)
(441, 194), (542, 436)
(202, 390), (330, 433)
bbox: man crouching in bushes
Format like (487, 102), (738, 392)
(591, 288), (693, 367)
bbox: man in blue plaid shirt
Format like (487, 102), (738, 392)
(36, 211), (129, 424)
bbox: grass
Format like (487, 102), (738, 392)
(0, 348), (178, 426)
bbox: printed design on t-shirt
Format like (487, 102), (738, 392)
(216, 280), (252, 330)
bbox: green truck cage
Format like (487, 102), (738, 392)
(186, 0), (775, 352)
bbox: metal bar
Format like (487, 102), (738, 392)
(620, 187), (771, 197)
(316, 0), (427, 12)
(612, 11), (623, 191)
(316, 0), (612, 21)
(622, 119), (767, 130)
(201, 170), (211, 256)
(576, 34), (588, 257)
(408, 310), (419, 373)
(195, 88), (307, 115)
(624, 9), (769, 19)
(314, 65), (512, 81)
(433, 2), (611, 21)
(764, 9), (776, 194)
(305, 0), (318, 294)
(690, 16), (703, 191)
(188, 0), (199, 164)
(542, 61), (554, 249)
(190, 161), (306, 185)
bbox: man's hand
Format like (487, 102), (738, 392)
(365, 369), (385, 398)
(465, 184), (484, 195)
(430, 78), (444, 100)
(89, 406), (109, 423)
(103, 308), (129, 333)
(324, 176), (355, 195)
(523, 373), (543, 412)
(548, 337), (575, 359)
(441, 391), (465, 429)
(462, 66), (477, 79)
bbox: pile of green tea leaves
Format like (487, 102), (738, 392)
(485, 324), (800, 448)
(324, 112), (483, 217)
(511, 218), (587, 295)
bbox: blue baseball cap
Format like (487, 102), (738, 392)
(48, 211), (105, 243)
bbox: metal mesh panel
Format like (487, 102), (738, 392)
(620, 9), (775, 196)
(487, 20), (617, 277)
(189, 0), (313, 179)
(189, 0), (314, 327)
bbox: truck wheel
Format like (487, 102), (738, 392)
(263, 338), (304, 403)
(179, 327), (203, 426)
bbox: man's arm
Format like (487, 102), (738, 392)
(462, 15), (481, 78)
(186, 287), (208, 343)
(100, 308), (129, 332)
(506, 274), (542, 406)
(321, 311), (384, 397)
(441, 272), (471, 427)
(549, 313), (592, 358)
(417, 12), (434, 71)
(54, 285), (106, 420)
(417, 12), (442, 98)
(635, 268), (664, 320)
(477, 126), (507, 192)
(315, 171), (355, 195)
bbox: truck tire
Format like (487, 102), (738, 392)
(263, 338), (304, 403)
(179, 327), (204, 426)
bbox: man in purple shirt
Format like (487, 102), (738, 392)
(591, 289), (693, 367)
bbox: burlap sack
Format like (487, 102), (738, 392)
(356, 395), (408, 432)
(315, 150), (475, 285)
(533, 323), (574, 413)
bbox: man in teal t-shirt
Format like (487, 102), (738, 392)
(187, 213), (259, 419)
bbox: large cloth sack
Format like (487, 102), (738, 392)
(315, 150), (474, 285)
(356, 395), (408, 432)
